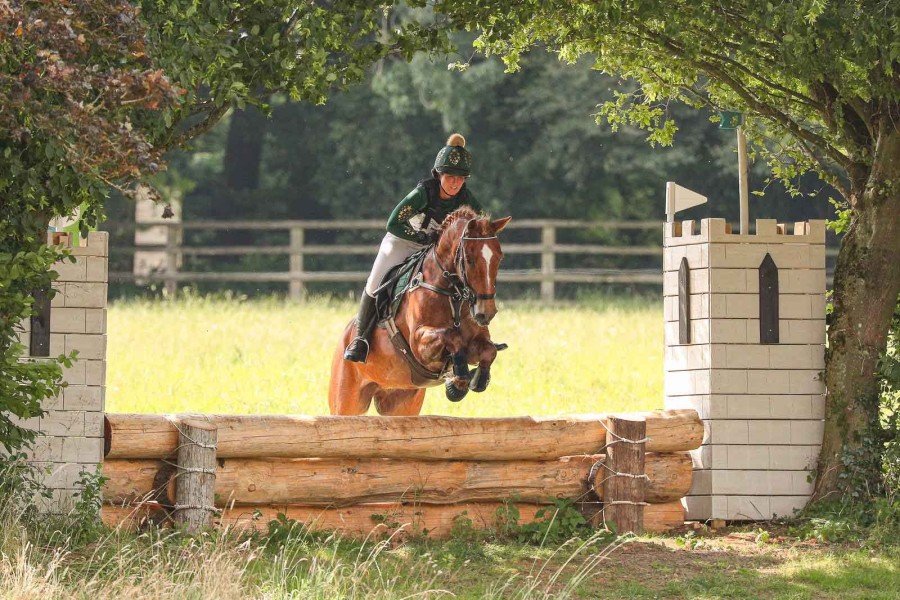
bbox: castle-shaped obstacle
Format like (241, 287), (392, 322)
(13, 231), (109, 512)
(663, 218), (826, 521)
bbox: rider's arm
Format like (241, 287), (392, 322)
(386, 186), (428, 242)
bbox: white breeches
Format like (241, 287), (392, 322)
(364, 233), (425, 296)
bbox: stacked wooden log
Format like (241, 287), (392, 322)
(100, 409), (703, 538)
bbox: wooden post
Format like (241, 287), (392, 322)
(173, 418), (217, 532)
(737, 127), (750, 235)
(164, 222), (182, 297)
(289, 226), (305, 301)
(541, 224), (555, 304)
(602, 415), (647, 534)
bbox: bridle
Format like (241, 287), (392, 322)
(410, 219), (498, 327)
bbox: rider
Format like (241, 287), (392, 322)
(343, 133), (485, 363)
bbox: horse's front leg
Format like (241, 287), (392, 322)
(466, 334), (498, 393)
(415, 326), (471, 401)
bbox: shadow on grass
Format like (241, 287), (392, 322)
(584, 538), (900, 600)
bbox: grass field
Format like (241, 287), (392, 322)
(4, 504), (899, 599)
(106, 294), (664, 416)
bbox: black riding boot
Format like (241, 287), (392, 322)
(343, 292), (378, 363)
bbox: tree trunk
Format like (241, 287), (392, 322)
(214, 103), (268, 249)
(602, 416), (646, 534)
(813, 125), (900, 500)
(222, 105), (266, 194)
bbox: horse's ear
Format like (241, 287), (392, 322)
(491, 216), (512, 234)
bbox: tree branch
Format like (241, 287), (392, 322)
(161, 104), (230, 153)
(699, 50), (823, 112)
(809, 81), (874, 156)
(637, 28), (852, 172)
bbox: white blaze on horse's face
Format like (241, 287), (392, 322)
(471, 239), (500, 327)
(481, 245), (494, 290)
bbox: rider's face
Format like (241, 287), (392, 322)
(439, 173), (466, 197)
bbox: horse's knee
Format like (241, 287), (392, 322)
(466, 338), (497, 367)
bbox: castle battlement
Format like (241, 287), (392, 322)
(664, 218), (826, 246)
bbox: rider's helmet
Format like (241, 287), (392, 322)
(433, 133), (472, 178)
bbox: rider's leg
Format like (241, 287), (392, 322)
(343, 291), (378, 363)
(344, 233), (422, 363)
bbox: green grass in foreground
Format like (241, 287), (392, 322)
(106, 295), (663, 416)
(3, 499), (899, 600)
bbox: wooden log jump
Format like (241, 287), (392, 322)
(104, 409), (704, 460)
(101, 500), (687, 538)
(102, 452), (693, 507)
(101, 409), (704, 538)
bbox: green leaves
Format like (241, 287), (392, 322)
(434, 0), (898, 201)
(0, 2), (455, 455)
(0, 222), (69, 454)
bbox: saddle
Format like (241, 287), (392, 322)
(372, 248), (429, 323)
(368, 248), (449, 385)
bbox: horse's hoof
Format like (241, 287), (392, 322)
(445, 380), (469, 402)
(470, 367), (490, 393)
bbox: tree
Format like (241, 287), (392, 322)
(435, 0), (900, 499)
(0, 0), (181, 452)
(0, 0), (448, 454)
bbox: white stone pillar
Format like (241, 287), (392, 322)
(663, 218), (826, 521)
(14, 231), (108, 513)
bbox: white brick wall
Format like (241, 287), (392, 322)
(13, 231), (108, 513)
(664, 218), (826, 521)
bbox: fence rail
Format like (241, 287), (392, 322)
(115, 219), (836, 302)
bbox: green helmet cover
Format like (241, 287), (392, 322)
(433, 144), (472, 177)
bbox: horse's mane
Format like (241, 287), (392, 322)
(436, 207), (491, 257)
(438, 206), (479, 233)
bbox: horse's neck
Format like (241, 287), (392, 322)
(435, 222), (464, 269)
(425, 243), (455, 281)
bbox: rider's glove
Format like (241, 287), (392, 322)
(414, 230), (439, 246)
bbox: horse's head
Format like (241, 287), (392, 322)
(438, 208), (512, 327)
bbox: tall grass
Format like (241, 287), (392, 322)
(106, 294), (664, 416)
(0, 495), (619, 600)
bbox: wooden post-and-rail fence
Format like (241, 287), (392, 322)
(122, 219), (666, 302)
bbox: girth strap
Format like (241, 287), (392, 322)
(384, 316), (445, 385)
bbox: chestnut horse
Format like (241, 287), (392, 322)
(329, 207), (511, 415)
